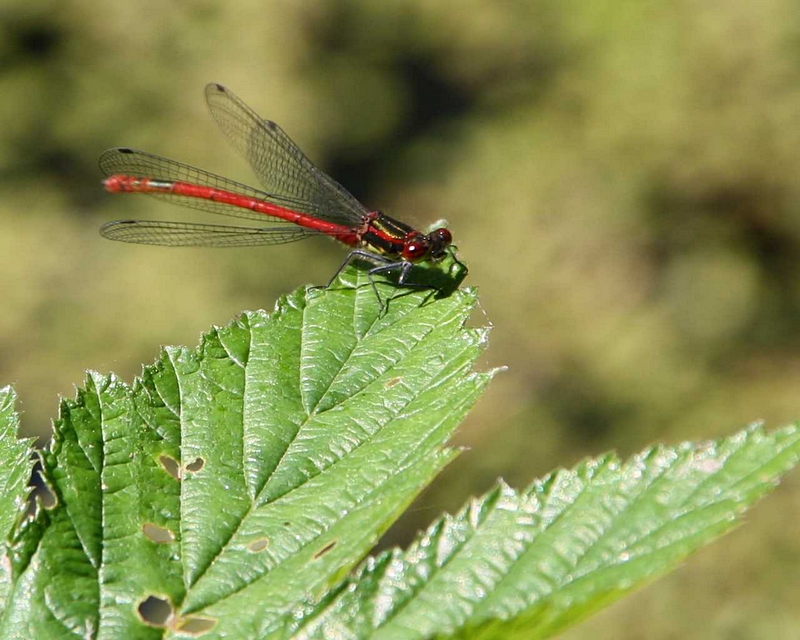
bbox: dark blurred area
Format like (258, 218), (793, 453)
(2, 1), (800, 637)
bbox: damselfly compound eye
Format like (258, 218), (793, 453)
(432, 228), (452, 246)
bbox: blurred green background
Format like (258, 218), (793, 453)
(3, 1), (800, 637)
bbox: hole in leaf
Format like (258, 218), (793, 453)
(159, 454), (181, 480)
(137, 595), (173, 627)
(33, 482), (57, 511)
(313, 540), (338, 559)
(28, 467), (56, 514)
(247, 538), (269, 553)
(142, 523), (175, 544)
(185, 457), (205, 473)
(40, 485), (57, 508)
(385, 377), (402, 388)
(175, 616), (217, 635)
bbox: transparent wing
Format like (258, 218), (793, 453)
(100, 220), (320, 247)
(100, 148), (317, 224)
(205, 83), (368, 225)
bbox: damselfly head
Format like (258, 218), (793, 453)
(428, 227), (452, 260)
(400, 227), (452, 262)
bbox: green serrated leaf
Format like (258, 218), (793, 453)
(279, 423), (800, 640)
(0, 387), (35, 616)
(0, 274), (491, 638)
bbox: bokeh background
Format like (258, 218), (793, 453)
(3, 1), (800, 637)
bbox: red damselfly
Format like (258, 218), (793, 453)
(100, 83), (466, 307)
